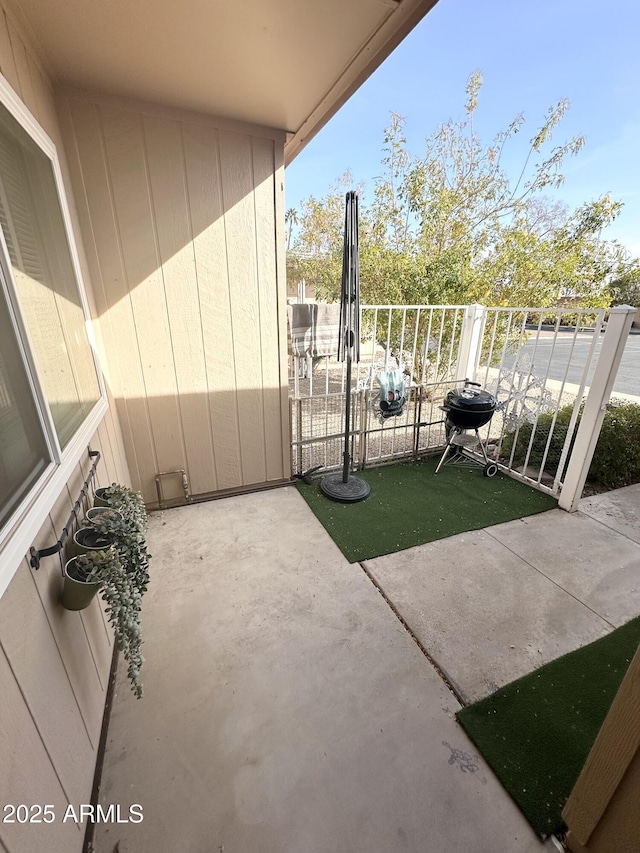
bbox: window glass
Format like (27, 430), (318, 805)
(0, 277), (50, 528)
(0, 103), (100, 448)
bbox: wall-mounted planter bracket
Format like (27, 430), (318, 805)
(29, 449), (101, 572)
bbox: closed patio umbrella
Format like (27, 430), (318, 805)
(320, 191), (370, 503)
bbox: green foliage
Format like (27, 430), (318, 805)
(608, 268), (640, 308)
(589, 402), (640, 488)
(500, 406), (575, 477)
(501, 400), (640, 490)
(289, 72), (637, 313)
(92, 512), (151, 596)
(538, 310), (603, 328)
(75, 550), (145, 699)
(285, 207), (299, 250)
(78, 483), (151, 697)
(100, 483), (148, 533)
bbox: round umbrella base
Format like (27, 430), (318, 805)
(320, 473), (370, 503)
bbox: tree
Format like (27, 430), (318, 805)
(285, 207), (299, 250)
(289, 72), (636, 311)
(608, 268), (640, 308)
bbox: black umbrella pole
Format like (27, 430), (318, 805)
(318, 189), (370, 503)
(342, 353), (353, 483)
(320, 333), (369, 502)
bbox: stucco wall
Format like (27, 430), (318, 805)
(0, 7), (130, 853)
(58, 89), (291, 506)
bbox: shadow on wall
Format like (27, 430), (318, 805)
(111, 387), (290, 508)
(62, 95), (289, 509)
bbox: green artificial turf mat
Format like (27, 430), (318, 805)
(457, 616), (640, 837)
(297, 455), (557, 562)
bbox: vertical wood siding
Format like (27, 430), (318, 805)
(59, 90), (290, 504)
(563, 646), (640, 852)
(0, 8), (130, 853)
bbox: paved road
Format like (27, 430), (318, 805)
(612, 333), (640, 396)
(500, 331), (640, 398)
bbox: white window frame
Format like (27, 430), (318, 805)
(0, 75), (107, 599)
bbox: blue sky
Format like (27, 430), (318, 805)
(285, 0), (640, 255)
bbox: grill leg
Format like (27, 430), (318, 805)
(435, 428), (459, 474)
(475, 429), (491, 465)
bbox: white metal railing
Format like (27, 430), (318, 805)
(558, 306), (636, 510)
(290, 305), (468, 398)
(474, 306), (607, 496)
(289, 302), (633, 506)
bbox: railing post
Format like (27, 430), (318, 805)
(559, 305), (636, 512)
(456, 303), (486, 381)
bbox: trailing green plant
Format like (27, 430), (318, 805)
(86, 507), (123, 525)
(74, 482), (151, 696)
(90, 483), (151, 593)
(96, 483), (148, 533)
(89, 511), (150, 595)
(501, 399), (640, 490)
(75, 550), (145, 699)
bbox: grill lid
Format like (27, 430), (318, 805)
(445, 384), (496, 413)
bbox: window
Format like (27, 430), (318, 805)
(0, 278), (50, 528)
(0, 103), (100, 448)
(0, 84), (105, 592)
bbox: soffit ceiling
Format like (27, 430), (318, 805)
(12, 0), (438, 161)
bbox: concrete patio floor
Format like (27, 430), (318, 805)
(92, 482), (640, 853)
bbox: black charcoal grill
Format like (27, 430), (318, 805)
(435, 380), (498, 476)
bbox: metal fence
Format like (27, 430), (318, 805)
(289, 302), (633, 501)
(474, 306), (606, 494)
(290, 305), (465, 475)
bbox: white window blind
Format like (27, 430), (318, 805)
(0, 275), (50, 529)
(0, 86), (106, 594)
(0, 105), (100, 450)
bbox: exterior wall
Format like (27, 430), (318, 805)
(0, 7), (130, 853)
(563, 645), (640, 853)
(58, 89), (291, 506)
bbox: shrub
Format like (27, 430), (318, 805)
(589, 402), (640, 488)
(500, 404), (576, 478)
(501, 400), (640, 490)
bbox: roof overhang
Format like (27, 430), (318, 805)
(10, 0), (439, 163)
